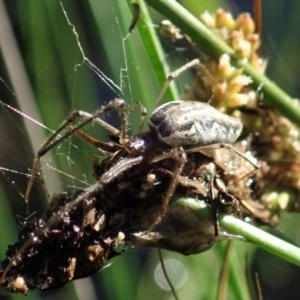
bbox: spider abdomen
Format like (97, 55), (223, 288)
(149, 100), (242, 147)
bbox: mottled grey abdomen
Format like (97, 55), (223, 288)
(149, 100), (242, 147)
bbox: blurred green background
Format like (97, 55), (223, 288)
(0, 1), (300, 299)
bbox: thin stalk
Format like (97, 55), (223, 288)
(174, 196), (300, 268)
(220, 214), (300, 267)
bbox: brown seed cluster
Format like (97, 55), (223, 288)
(185, 10), (266, 111)
(161, 9), (300, 217)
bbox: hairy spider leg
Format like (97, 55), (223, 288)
(152, 58), (215, 110)
(205, 163), (219, 237)
(100, 156), (144, 184)
(71, 101), (148, 183)
(145, 147), (187, 234)
(77, 111), (121, 137)
(185, 142), (259, 169)
(131, 101), (147, 133)
(73, 100), (147, 151)
(153, 59), (199, 109)
(25, 99), (127, 203)
(206, 166), (239, 237)
(70, 126), (122, 153)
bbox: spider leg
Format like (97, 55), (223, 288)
(25, 99), (126, 202)
(100, 156), (144, 184)
(145, 147), (187, 234)
(185, 142), (259, 169)
(39, 99), (127, 157)
(153, 58), (201, 109)
(70, 126), (122, 153)
(208, 170), (219, 237)
(131, 101), (147, 133)
(77, 111), (120, 137)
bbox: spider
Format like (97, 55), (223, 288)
(0, 58), (260, 293)
(24, 58), (257, 234)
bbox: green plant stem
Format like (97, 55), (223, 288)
(144, 0), (300, 126)
(132, 0), (180, 103)
(174, 196), (300, 267)
(220, 214), (300, 267)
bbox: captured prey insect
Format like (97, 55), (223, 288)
(22, 58), (257, 236)
(0, 163), (228, 293)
